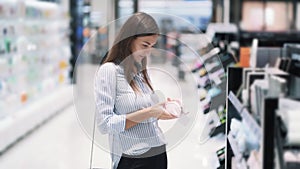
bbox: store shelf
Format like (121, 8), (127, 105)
(226, 66), (300, 169)
(228, 132), (242, 160)
(227, 131), (248, 169)
(228, 91), (262, 141)
(0, 85), (72, 153)
(0, 0), (71, 130)
(202, 47), (220, 62)
(239, 31), (300, 46)
(228, 91), (244, 112)
(209, 123), (225, 137)
(241, 107), (262, 141)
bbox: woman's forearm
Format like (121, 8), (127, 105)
(125, 102), (177, 130)
(125, 107), (154, 130)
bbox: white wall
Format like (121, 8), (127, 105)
(91, 0), (115, 24)
(59, 0), (70, 13)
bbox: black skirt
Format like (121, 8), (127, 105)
(117, 145), (167, 169)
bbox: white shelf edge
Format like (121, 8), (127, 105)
(0, 85), (73, 153)
(228, 91), (243, 112)
(228, 91), (262, 142)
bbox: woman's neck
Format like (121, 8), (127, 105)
(134, 61), (142, 73)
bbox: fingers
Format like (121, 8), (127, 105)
(151, 101), (181, 120)
(158, 110), (178, 120)
(166, 98), (182, 105)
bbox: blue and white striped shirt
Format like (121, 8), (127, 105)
(94, 62), (166, 169)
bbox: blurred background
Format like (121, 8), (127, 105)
(1, 0), (300, 169)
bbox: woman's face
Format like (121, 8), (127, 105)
(131, 35), (158, 64)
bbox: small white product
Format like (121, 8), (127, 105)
(165, 101), (182, 117)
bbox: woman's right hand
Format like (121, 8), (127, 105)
(149, 102), (177, 120)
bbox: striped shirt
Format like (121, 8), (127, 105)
(94, 62), (166, 169)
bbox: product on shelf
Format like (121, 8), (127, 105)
(199, 67), (207, 77)
(208, 87), (221, 98)
(217, 105), (226, 124)
(246, 150), (262, 169)
(0, 0), (71, 118)
(198, 88), (207, 101)
(191, 60), (203, 73)
(239, 47), (250, 67)
(216, 147), (225, 165)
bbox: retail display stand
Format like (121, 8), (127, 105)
(226, 67), (300, 169)
(192, 45), (236, 140)
(0, 86), (72, 153)
(191, 42), (237, 169)
(0, 1), (72, 153)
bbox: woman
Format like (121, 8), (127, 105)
(94, 12), (178, 169)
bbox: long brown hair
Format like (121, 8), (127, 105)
(103, 12), (159, 92)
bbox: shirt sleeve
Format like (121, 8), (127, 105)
(94, 63), (126, 134)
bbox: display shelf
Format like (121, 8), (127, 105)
(201, 47), (220, 63)
(203, 79), (227, 136)
(228, 131), (243, 161)
(228, 91), (262, 140)
(226, 66), (300, 169)
(227, 132), (248, 169)
(209, 123), (225, 137)
(225, 67), (248, 169)
(189, 33), (230, 141)
(261, 98), (278, 169)
(216, 147), (226, 169)
(241, 106), (262, 140)
(228, 91), (244, 113)
(0, 85), (72, 153)
(0, 0), (72, 150)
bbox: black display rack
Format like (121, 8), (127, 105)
(225, 67), (270, 168)
(226, 66), (300, 169)
(70, 0), (91, 82)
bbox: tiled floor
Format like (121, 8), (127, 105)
(0, 61), (225, 169)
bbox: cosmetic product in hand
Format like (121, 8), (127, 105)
(165, 100), (188, 117)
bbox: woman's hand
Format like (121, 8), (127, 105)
(167, 98), (182, 105)
(149, 102), (177, 120)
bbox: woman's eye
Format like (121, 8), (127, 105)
(142, 44), (148, 48)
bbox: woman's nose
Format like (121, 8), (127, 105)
(143, 48), (152, 57)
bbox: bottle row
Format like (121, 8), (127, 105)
(0, 1), (72, 120)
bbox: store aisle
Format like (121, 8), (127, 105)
(0, 105), (111, 169)
(0, 62), (225, 169)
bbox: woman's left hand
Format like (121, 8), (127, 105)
(157, 111), (178, 120)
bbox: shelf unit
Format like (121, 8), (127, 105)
(0, 86), (72, 154)
(0, 1), (72, 153)
(226, 66), (300, 169)
(190, 39), (238, 142)
(239, 31), (300, 47)
(227, 91), (275, 168)
(184, 22), (238, 169)
(191, 47), (227, 137)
